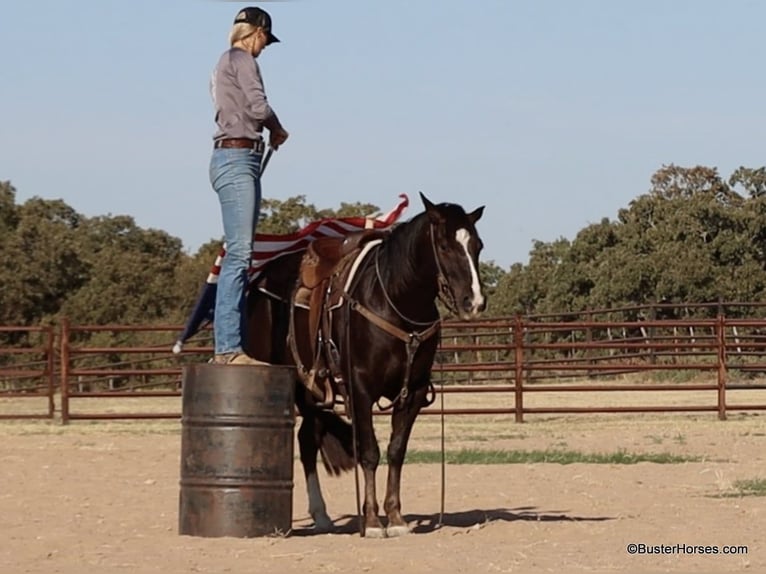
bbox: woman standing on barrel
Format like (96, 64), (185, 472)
(208, 7), (289, 365)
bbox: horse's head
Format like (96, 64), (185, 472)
(420, 192), (487, 320)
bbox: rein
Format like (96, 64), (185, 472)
(345, 296), (439, 409)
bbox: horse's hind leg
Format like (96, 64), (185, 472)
(298, 410), (333, 532)
(383, 384), (428, 537)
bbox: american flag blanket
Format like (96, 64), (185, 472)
(173, 194), (410, 352)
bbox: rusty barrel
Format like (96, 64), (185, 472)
(178, 363), (296, 538)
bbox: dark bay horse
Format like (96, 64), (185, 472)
(245, 193), (486, 537)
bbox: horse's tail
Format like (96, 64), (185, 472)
(315, 409), (355, 476)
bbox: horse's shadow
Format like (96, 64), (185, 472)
(291, 507), (614, 536)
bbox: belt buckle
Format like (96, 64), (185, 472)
(254, 139), (265, 153)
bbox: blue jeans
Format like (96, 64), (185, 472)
(209, 147), (262, 355)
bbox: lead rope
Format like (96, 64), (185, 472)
(439, 336), (446, 528)
(344, 302), (365, 538)
(430, 219), (454, 524)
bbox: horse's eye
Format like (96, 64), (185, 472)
(439, 241), (449, 251)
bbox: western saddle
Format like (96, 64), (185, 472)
(291, 228), (389, 407)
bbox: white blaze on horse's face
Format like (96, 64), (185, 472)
(455, 228), (485, 315)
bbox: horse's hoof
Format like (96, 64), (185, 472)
(363, 526), (387, 539)
(385, 525), (411, 538)
(311, 513), (333, 533)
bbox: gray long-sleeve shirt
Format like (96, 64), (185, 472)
(209, 48), (279, 141)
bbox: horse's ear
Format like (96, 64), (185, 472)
(468, 205), (485, 225)
(420, 192), (443, 224)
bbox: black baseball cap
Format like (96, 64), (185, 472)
(234, 7), (280, 45)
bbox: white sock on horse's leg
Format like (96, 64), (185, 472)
(307, 472), (332, 531)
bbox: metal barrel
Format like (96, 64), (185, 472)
(178, 363), (296, 538)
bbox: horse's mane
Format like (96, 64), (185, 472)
(378, 211), (430, 298)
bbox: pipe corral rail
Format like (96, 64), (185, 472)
(2, 302), (766, 423)
(0, 325), (55, 419)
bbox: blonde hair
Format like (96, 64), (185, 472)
(229, 22), (259, 46)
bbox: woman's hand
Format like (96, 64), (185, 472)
(269, 127), (289, 150)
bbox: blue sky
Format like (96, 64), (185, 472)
(2, 0), (764, 269)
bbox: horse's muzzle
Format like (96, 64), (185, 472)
(460, 294), (487, 319)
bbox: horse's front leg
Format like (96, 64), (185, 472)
(384, 383), (429, 537)
(297, 407), (333, 532)
(355, 400), (386, 538)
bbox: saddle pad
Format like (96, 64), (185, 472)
(330, 238), (383, 309)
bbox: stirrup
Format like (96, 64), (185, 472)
(316, 382), (335, 410)
(306, 369), (335, 408)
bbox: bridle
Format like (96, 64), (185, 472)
(428, 223), (461, 316)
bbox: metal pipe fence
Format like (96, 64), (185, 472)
(0, 325), (55, 419)
(2, 307), (766, 423)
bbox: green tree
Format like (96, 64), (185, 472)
(257, 195), (381, 234)
(547, 218), (618, 313)
(0, 181), (19, 234)
(730, 166), (766, 198)
(60, 215), (184, 324)
(491, 238), (571, 316)
(0, 197), (87, 324)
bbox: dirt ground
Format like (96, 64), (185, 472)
(1, 409), (765, 574)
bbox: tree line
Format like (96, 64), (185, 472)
(2, 163), (766, 331)
(493, 164), (766, 319)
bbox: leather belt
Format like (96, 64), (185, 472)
(214, 138), (265, 152)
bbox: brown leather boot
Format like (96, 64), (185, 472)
(210, 352), (271, 366)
